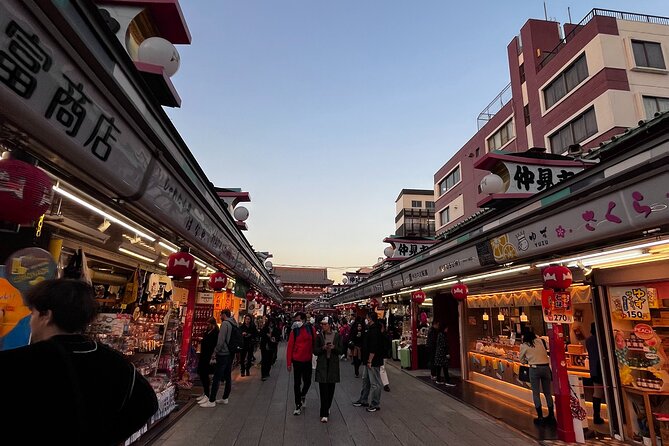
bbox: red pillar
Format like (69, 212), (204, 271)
(178, 272), (198, 379)
(547, 323), (576, 442)
(411, 301), (418, 370)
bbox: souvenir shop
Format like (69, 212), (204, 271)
(0, 1), (281, 444)
(331, 113), (669, 444)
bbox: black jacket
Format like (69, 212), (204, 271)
(240, 323), (258, 349)
(362, 323), (384, 367)
(0, 334), (158, 445)
(260, 324), (281, 351)
(198, 326), (220, 372)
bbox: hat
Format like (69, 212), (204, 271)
(321, 316), (331, 324)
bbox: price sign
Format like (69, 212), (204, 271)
(610, 286), (651, 321)
(541, 289), (574, 324)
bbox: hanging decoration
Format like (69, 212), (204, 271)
(167, 247), (195, 279)
(369, 297), (379, 308)
(451, 282), (469, 301)
(209, 271), (227, 291)
(411, 290), (426, 305)
(0, 158), (53, 225)
(542, 264), (573, 290)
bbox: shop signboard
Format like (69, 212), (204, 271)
(493, 160), (583, 195)
(403, 265), (431, 286)
(4, 247), (56, 294)
(196, 292), (214, 305)
(541, 289), (574, 324)
(0, 278), (30, 351)
(383, 237), (438, 260)
(483, 171), (669, 264)
(609, 286), (651, 321)
(430, 245), (481, 279)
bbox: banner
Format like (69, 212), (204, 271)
(541, 289), (574, 324)
(610, 286), (651, 321)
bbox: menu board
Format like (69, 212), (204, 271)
(610, 286), (651, 321)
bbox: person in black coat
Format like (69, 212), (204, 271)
(239, 314), (259, 376)
(196, 317), (219, 403)
(0, 279), (158, 446)
(260, 317), (281, 380)
(426, 321), (440, 380)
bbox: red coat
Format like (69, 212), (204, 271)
(286, 324), (316, 367)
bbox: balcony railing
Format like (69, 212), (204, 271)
(476, 83), (513, 130)
(539, 8), (669, 69)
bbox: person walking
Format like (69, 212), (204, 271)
(350, 321), (365, 377)
(352, 312), (384, 412)
(586, 322), (605, 424)
(426, 320), (440, 380)
(287, 312), (316, 415)
(195, 317), (220, 404)
(260, 317), (281, 380)
(434, 325), (455, 387)
(0, 279), (158, 445)
(338, 319), (351, 361)
(239, 314), (258, 377)
(314, 316), (342, 423)
(201, 309), (238, 408)
(519, 328), (555, 425)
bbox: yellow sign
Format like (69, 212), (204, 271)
(610, 286), (651, 321)
(0, 278), (30, 337)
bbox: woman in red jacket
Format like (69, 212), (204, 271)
(286, 312), (316, 415)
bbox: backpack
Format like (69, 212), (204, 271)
(225, 320), (243, 353)
(293, 324), (314, 340)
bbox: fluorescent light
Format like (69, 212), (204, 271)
(193, 257), (207, 268)
(462, 265), (531, 283)
(536, 239), (669, 268)
(159, 263), (167, 268)
(119, 247), (156, 263)
(54, 185), (156, 242)
(158, 241), (178, 253)
(567, 251), (647, 267)
(442, 275), (457, 281)
(199, 276), (210, 280)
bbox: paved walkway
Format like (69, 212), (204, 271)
(149, 345), (535, 446)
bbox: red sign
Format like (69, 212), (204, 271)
(541, 288), (573, 324)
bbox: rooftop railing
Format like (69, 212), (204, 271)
(477, 83), (512, 130)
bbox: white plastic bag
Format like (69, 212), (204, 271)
(380, 362), (389, 386)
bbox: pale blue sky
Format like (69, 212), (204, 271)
(166, 1), (669, 283)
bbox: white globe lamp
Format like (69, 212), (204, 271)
(137, 37), (180, 77)
(264, 260), (273, 269)
(384, 246), (394, 258)
(233, 206), (249, 222)
(480, 173), (505, 194)
(342, 277), (348, 285)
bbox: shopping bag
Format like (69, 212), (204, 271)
(380, 364), (389, 386)
(518, 365), (531, 382)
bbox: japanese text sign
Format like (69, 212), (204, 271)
(610, 286), (651, 321)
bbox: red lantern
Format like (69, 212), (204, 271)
(0, 159), (53, 225)
(411, 290), (426, 304)
(209, 271), (227, 291)
(451, 283), (468, 301)
(167, 248), (195, 279)
(246, 290), (256, 301)
(369, 298), (379, 308)
(543, 265), (573, 290)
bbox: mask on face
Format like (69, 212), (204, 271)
(310, 317), (315, 325)
(293, 321), (303, 329)
(365, 319), (369, 325)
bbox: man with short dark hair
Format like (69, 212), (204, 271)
(353, 311), (384, 412)
(0, 279), (158, 445)
(286, 311), (316, 415)
(201, 308), (238, 407)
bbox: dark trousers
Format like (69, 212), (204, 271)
(436, 364), (450, 383)
(261, 347), (276, 378)
(209, 354), (232, 402)
(239, 346), (254, 373)
(292, 360), (312, 408)
(319, 383), (336, 417)
(197, 366), (211, 397)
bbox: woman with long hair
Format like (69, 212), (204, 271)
(239, 314), (258, 376)
(350, 321), (365, 378)
(260, 317), (281, 380)
(196, 318), (220, 403)
(519, 329), (554, 425)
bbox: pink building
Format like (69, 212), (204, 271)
(435, 8), (669, 235)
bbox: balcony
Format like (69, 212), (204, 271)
(477, 83), (512, 130)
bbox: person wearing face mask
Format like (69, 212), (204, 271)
(286, 312), (316, 415)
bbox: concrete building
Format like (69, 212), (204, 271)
(434, 8), (669, 235)
(395, 189), (435, 237)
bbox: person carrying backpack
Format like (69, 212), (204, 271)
(200, 309), (240, 408)
(286, 312), (316, 415)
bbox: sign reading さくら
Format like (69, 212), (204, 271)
(610, 286), (651, 321)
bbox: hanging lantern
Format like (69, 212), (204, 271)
(369, 297), (379, 308)
(451, 283), (469, 301)
(482, 311), (489, 321)
(0, 158), (53, 225)
(167, 247), (195, 279)
(246, 290), (256, 302)
(411, 290), (426, 305)
(543, 264), (573, 290)
(209, 271), (227, 291)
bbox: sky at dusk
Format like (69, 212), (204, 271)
(165, 1), (669, 283)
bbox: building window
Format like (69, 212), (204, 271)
(543, 54), (588, 109)
(632, 40), (666, 69)
(523, 104), (531, 126)
(426, 201), (435, 209)
(475, 147), (480, 157)
(549, 107), (597, 153)
(519, 63), (525, 84)
(411, 200), (422, 208)
(438, 165), (461, 195)
(439, 207), (450, 226)
(643, 96), (669, 118)
(487, 120), (514, 151)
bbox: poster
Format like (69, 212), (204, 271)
(541, 289), (574, 324)
(610, 286), (651, 321)
(0, 278), (31, 351)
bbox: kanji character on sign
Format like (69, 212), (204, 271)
(536, 168), (554, 191)
(557, 170), (576, 183)
(409, 244), (418, 255)
(0, 21), (52, 98)
(45, 74), (89, 136)
(84, 114), (119, 161)
(398, 244), (408, 256)
(514, 165), (535, 191)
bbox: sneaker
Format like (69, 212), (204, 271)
(215, 398), (229, 405)
(444, 382), (456, 387)
(430, 376), (437, 380)
(352, 401), (369, 407)
(366, 406), (380, 412)
(199, 400), (216, 408)
(196, 395), (208, 403)
(261, 377), (268, 381)
(301, 397), (306, 408)
(320, 417), (328, 423)
(435, 381), (445, 385)
(383, 385), (390, 392)
(293, 407), (302, 416)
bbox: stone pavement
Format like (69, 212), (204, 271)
(148, 345), (536, 446)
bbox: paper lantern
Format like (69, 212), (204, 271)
(167, 248), (194, 279)
(0, 159), (53, 225)
(369, 298), (379, 308)
(245, 290), (255, 302)
(137, 37), (180, 76)
(543, 265), (573, 290)
(451, 283), (469, 301)
(411, 290), (426, 304)
(209, 271), (227, 291)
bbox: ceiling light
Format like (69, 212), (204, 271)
(158, 241), (178, 253)
(482, 312), (489, 321)
(159, 262), (167, 268)
(54, 185), (155, 241)
(535, 239), (669, 268)
(119, 247), (156, 263)
(520, 312), (529, 322)
(497, 313), (505, 321)
(462, 265), (531, 283)
(567, 251), (646, 267)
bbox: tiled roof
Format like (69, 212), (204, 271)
(273, 267), (334, 285)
